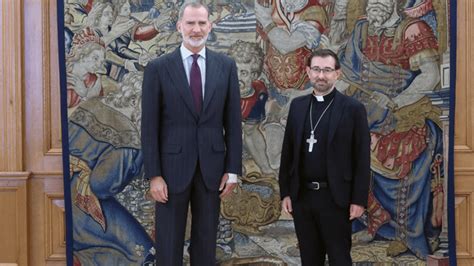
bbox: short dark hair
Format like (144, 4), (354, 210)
(178, 1), (210, 21)
(307, 49), (341, 70)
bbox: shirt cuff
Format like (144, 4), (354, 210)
(226, 173), (238, 183)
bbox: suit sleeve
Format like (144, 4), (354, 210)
(351, 103), (371, 207)
(278, 101), (296, 199)
(141, 61), (162, 179)
(223, 60), (243, 175)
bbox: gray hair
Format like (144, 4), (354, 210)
(178, 1), (210, 21)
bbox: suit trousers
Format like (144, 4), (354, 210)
(155, 166), (221, 266)
(292, 187), (352, 266)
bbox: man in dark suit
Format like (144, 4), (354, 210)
(141, 2), (242, 265)
(279, 49), (370, 266)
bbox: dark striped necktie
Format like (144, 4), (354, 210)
(190, 54), (202, 112)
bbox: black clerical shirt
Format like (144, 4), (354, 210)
(299, 88), (336, 183)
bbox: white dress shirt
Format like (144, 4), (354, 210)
(179, 44), (237, 184)
(180, 44), (206, 99)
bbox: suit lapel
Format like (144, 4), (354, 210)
(202, 48), (220, 113)
(294, 95), (312, 156)
(328, 89), (347, 143)
(166, 48), (199, 120)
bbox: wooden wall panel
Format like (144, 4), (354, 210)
(454, 193), (471, 257)
(41, 0), (62, 156)
(0, 173), (29, 266)
(455, 0), (474, 156)
(22, 0), (65, 265)
(0, 0), (29, 265)
(24, 0), (63, 172)
(44, 193), (66, 261)
(28, 175), (64, 266)
(455, 0), (474, 264)
(0, 0), (23, 171)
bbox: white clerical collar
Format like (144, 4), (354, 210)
(180, 44), (206, 61)
(315, 95), (324, 102)
(313, 87), (336, 102)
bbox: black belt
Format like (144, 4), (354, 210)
(304, 181), (328, 190)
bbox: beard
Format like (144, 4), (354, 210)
(311, 79), (334, 94)
(182, 34), (208, 48)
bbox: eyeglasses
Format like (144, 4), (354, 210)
(309, 67), (336, 74)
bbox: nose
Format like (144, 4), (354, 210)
(191, 24), (201, 33)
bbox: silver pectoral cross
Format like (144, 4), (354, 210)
(306, 131), (317, 152)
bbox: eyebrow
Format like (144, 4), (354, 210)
(184, 19), (208, 22)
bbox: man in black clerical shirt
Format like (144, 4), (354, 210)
(278, 49), (370, 266)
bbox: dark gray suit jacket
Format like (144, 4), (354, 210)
(141, 47), (242, 193)
(278, 89), (370, 208)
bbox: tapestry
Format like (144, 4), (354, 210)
(58, 0), (456, 265)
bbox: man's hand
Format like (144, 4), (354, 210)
(281, 196), (293, 215)
(349, 204), (365, 220)
(149, 176), (168, 203)
(219, 173), (237, 199)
